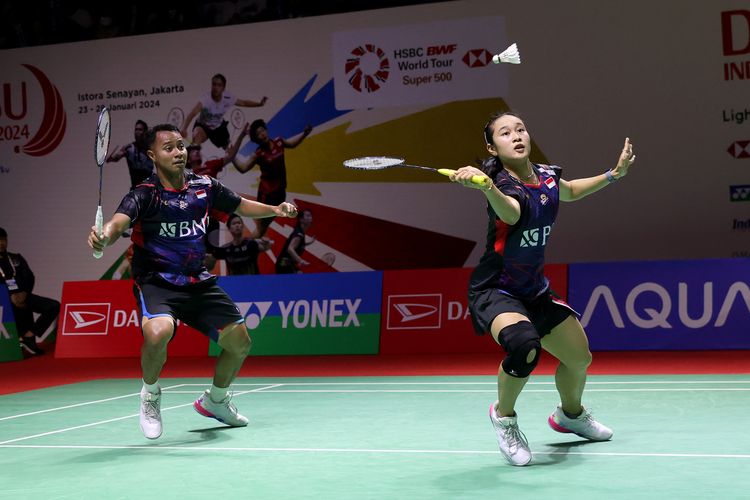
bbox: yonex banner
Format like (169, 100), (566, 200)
(569, 259), (750, 350)
(0, 285), (22, 362)
(55, 280), (208, 358)
(332, 17), (510, 109)
(212, 271), (383, 356)
(380, 265), (567, 354)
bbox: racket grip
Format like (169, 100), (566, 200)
(93, 206), (103, 259)
(437, 168), (491, 188)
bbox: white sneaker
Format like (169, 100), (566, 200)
(548, 405), (613, 441)
(489, 402), (532, 466)
(193, 390), (248, 427)
(139, 388), (162, 439)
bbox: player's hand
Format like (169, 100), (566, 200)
(10, 291), (28, 308)
(451, 166), (491, 191)
(260, 96), (268, 106)
(298, 259), (310, 267)
(88, 225), (110, 253)
(241, 123), (250, 136)
(303, 124), (312, 136)
(275, 202), (298, 218)
(611, 137), (636, 179)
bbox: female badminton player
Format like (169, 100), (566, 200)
(450, 111), (636, 466)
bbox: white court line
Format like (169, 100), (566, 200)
(0, 384), (282, 445)
(221, 380), (750, 386)
(0, 444), (748, 460)
(161, 388), (750, 394)
(0, 383), (188, 422)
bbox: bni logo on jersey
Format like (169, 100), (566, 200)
(62, 303), (110, 335)
(386, 294), (442, 330)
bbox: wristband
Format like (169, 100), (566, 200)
(604, 170), (617, 183)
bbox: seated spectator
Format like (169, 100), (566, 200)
(0, 227), (60, 355)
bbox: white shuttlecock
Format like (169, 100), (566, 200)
(492, 43), (521, 65)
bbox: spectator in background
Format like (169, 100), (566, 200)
(275, 209), (313, 274)
(180, 73), (267, 149)
(213, 214), (273, 275)
(234, 119), (312, 238)
(0, 227), (60, 356)
(107, 119), (154, 190)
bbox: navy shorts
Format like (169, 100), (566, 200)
(134, 280), (243, 342)
(468, 288), (578, 338)
(194, 120), (230, 149)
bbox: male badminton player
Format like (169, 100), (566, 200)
(450, 111), (636, 466)
(87, 124), (297, 439)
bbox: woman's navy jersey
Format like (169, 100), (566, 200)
(469, 163), (562, 300)
(115, 172), (241, 287)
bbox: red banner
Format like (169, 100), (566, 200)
(55, 280), (208, 358)
(380, 265), (567, 354)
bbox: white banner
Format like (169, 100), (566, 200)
(333, 17), (509, 109)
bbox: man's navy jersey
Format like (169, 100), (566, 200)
(469, 163), (562, 300)
(116, 172), (241, 287)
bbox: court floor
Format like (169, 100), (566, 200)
(1, 375), (749, 499)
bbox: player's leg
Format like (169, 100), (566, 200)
(490, 312), (537, 416)
(191, 123), (208, 145)
(186, 285), (250, 426)
(542, 315), (612, 440)
(25, 293), (60, 341)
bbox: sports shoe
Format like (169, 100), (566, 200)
(489, 402), (532, 466)
(548, 405), (613, 441)
(193, 390), (248, 427)
(20, 336), (44, 356)
(139, 388), (162, 439)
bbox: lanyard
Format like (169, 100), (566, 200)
(0, 255), (16, 280)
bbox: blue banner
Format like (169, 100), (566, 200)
(569, 259), (750, 350)
(213, 271), (383, 355)
(0, 284), (23, 361)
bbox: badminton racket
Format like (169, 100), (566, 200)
(93, 107), (111, 259)
(343, 156), (491, 188)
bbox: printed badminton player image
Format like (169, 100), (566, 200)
(87, 124), (298, 439)
(450, 111), (636, 466)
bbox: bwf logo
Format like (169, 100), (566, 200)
(345, 44), (390, 93)
(386, 294), (442, 330)
(520, 225), (552, 248)
(159, 217), (208, 238)
(62, 303), (110, 336)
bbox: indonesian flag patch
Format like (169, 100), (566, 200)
(544, 177), (556, 189)
(196, 189), (207, 199)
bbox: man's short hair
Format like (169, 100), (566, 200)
(249, 119), (267, 142)
(212, 73), (227, 86)
(0, 227), (6, 238)
(145, 124), (180, 149)
(226, 213), (242, 228)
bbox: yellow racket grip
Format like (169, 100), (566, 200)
(437, 168), (491, 188)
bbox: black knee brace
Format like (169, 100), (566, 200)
(498, 321), (541, 378)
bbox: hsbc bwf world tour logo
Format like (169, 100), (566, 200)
(1, 64), (67, 156)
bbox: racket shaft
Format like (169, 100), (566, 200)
(437, 168), (491, 187)
(93, 206), (103, 259)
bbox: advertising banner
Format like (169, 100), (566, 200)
(332, 17), (509, 109)
(55, 280), (209, 358)
(569, 259), (750, 350)
(211, 271), (383, 356)
(380, 265), (567, 354)
(0, 285), (23, 362)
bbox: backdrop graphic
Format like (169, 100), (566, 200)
(1, 0), (750, 303)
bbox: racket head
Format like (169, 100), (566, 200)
(94, 107), (111, 167)
(230, 108), (246, 129)
(343, 156), (405, 170)
(321, 252), (336, 267)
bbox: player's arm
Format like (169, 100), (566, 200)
(285, 236), (308, 267)
(233, 152), (259, 173)
(560, 138), (635, 202)
(180, 102), (202, 137)
(451, 166), (521, 225)
(88, 213), (131, 253)
(106, 144), (126, 162)
(235, 96), (267, 107)
(282, 124), (312, 149)
(222, 123), (250, 166)
(235, 197), (298, 219)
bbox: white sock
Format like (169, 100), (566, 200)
(209, 384), (229, 403)
(142, 380), (159, 394)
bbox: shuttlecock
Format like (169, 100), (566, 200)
(492, 43), (521, 64)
